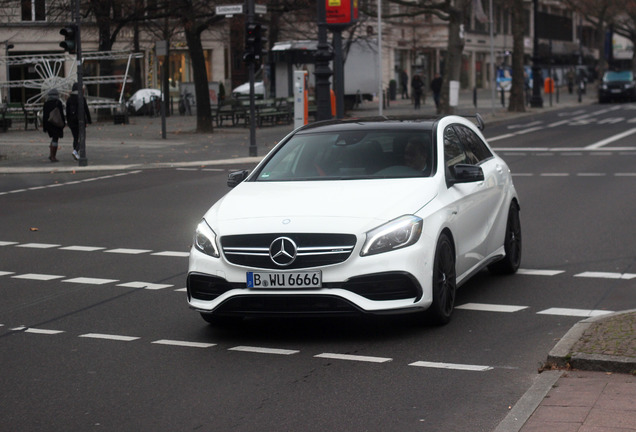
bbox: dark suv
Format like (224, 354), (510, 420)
(598, 70), (636, 103)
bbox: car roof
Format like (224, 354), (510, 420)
(294, 115), (483, 134)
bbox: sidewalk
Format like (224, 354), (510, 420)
(0, 85), (592, 173)
(3, 84), (634, 431)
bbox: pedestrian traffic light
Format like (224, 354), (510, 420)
(244, 23), (262, 63)
(60, 25), (77, 54)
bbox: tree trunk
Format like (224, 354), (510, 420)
(508, 0), (526, 112)
(183, 27), (214, 133)
(440, 8), (465, 115)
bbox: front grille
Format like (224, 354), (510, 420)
(221, 233), (357, 269)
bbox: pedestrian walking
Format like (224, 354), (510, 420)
(42, 88), (65, 162)
(400, 69), (409, 99)
(411, 74), (424, 109)
(66, 82), (92, 161)
(430, 73), (443, 111)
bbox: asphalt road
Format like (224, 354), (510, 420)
(1, 103), (635, 431)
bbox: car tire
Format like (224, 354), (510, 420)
(427, 233), (456, 325)
(489, 202), (522, 275)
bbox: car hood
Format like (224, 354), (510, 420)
(204, 179), (437, 234)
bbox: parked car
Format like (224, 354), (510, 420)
(231, 81), (265, 99)
(126, 88), (162, 115)
(187, 115), (521, 326)
(598, 70), (636, 103)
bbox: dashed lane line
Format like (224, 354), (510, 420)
(152, 339), (216, 348)
(229, 346), (300, 355)
(456, 303), (528, 313)
(1, 240), (188, 259)
(79, 333), (140, 341)
(409, 361), (493, 372)
(314, 353), (392, 363)
(575, 271), (636, 280)
(0, 171), (142, 196)
(536, 308), (614, 318)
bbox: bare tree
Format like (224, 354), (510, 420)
(508, 0), (526, 112)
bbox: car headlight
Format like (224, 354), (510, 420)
(194, 219), (220, 258)
(361, 215), (423, 256)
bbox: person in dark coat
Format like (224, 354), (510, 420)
(66, 82), (92, 161)
(42, 88), (65, 162)
(430, 73), (443, 111)
(411, 74), (424, 109)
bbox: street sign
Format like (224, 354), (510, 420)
(216, 5), (243, 15)
(255, 4), (267, 14)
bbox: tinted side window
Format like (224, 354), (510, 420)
(443, 126), (467, 169)
(455, 125), (493, 163)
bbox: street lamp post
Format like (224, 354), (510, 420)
(530, 0), (543, 108)
(4, 42), (13, 103)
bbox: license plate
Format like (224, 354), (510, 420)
(246, 271), (322, 288)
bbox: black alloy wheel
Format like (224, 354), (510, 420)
(489, 202), (522, 275)
(428, 233), (456, 325)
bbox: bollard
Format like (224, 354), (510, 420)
(473, 87), (477, 108)
(501, 88), (505, 107)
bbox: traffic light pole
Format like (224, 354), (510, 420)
(246, 0), (257, 157)
(74, 0), (87, 166)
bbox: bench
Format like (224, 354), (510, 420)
(239, 98), (293, 127)
(212, 99), (246, 127)
(0, 102), (39, 131)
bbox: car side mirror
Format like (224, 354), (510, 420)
(227, 169), (250, 188)
(449, 164), (484, 185)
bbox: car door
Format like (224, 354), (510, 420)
(441, 124), (499, 279)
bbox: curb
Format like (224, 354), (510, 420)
(545, 309), (636, 374)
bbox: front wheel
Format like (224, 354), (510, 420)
(427, 233), (457, 325)
(489, 202), (522, 275)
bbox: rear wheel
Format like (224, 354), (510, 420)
(427, 233), (456, 325)
(489, 202), (522, 274)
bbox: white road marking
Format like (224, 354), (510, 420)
(314, 353), (392, 363)
(616, 173), (636, 176)
(585, 127), (636, 150)
(575, 271), (636, 280)
(12, 273), (65, 281)
(174, 287), (187, 292)
(79, 333), (139, 341)
(63, 277), (119, 285)
(59, 245), (106, 252)
(25, 328), (65, 335)
(0, 271), (16, 276)
(576, 173), (606, 176)
(16, 243), (61, 249)
(456, 303), (528, 313)
(105, 248), (152, 255)
(517, 269), (565, 276)
(151, 251), (190, 257)
(0, 241), (18, 246)
(537, 308), (614, 317)
(230, 346), (299, 355)
(409, 361), (493, 371)
(152, 339), (215, 348)
(117, 281), (173, 290)
(540, 173), (570, 176)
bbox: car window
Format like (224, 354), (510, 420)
(455, 124), (493, 163)
(444, 126), (467, 169)
(255, 129), (434, 181)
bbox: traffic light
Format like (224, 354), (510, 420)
(244, 23), (262, 63)
(60, 25), (77, 54)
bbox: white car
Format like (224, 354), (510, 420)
(187, 115), (521, 325)
(231, 81), (265, 99)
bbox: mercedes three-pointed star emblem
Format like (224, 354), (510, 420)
(269, 237), (297, 266)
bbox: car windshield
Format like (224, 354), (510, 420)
(255, 129), (435, 181)
(604, 71), (633, 82)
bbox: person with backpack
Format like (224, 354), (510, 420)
(42, 88), (65, 162)
(66, 82), (92, 161)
